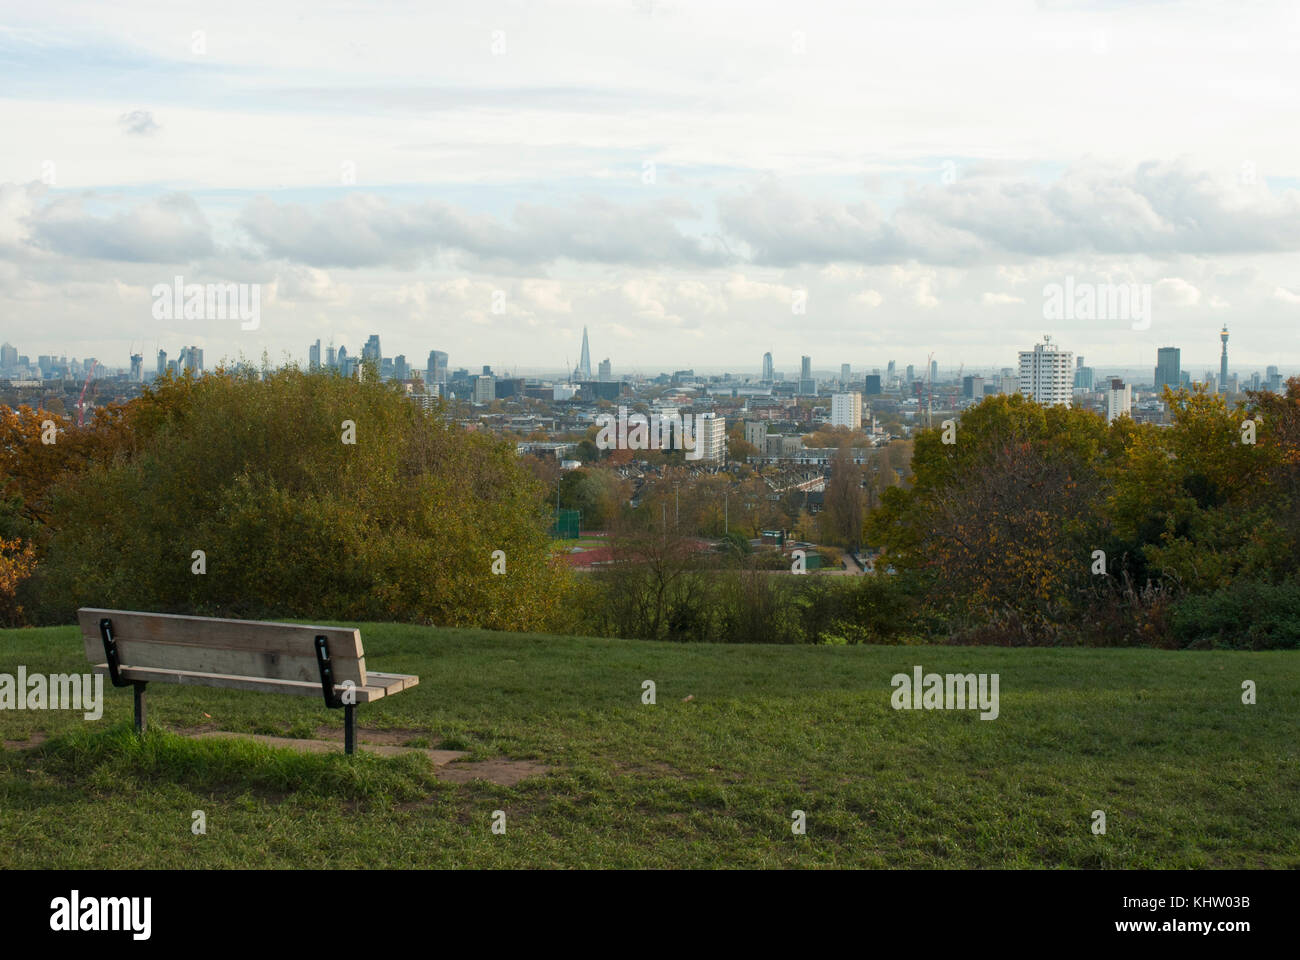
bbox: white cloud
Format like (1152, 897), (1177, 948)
(1154, 277), (1201, 307)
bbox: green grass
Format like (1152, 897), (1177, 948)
(2, 623), (1297, 868)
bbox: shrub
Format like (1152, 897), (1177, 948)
(27, 368), (571, 629)
(1170, 579), (1300, 650)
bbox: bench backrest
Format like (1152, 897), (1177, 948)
(77, 608), (367, 687)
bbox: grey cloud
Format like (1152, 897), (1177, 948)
(25, 192), (214, 262)
(239, 193), (728, 268)
(118, 109), (160, 136)
(720, 162), (1300, 266)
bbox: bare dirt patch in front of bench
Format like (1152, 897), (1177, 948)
(2, 732), (48, 751)
(192, 730), (467, 764)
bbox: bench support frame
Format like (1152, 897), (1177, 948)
(100, 617), (148, 734)
(315, 635), (356, 755)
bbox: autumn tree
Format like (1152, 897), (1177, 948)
(822, 447), (865, 548)
(29, 368), (572, 629)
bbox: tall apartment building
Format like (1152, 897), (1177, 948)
(1018, 337), (1073, 407)
(1154, 347), (1181, 391)
(840, 363), (851, 384)
(1106, 377), (1132, 423)
(761, 352), (774, 381)
(473, 375), (495, 403)
(744, 420), (768, 450)
(692, 413), (726, 462)
(830, 392), (862, 430)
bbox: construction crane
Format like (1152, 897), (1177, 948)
(76, 360), (99, 427)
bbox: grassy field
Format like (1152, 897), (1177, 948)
(2, 623), (1297, 868)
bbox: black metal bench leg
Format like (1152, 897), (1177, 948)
(133, 681), (147, 734)
(344, 704), (355, 755)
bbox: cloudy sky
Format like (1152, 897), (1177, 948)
(2, 0), (1300, 377)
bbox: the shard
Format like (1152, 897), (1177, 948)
(577, 326), (592, 380)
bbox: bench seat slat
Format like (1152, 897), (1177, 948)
(90, 665), (394, 703)
(365, 671), (419, 695)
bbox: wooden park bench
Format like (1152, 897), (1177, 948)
(78, 608), (418, 754)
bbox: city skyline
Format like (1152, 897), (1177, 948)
(3, 323), (1295, 387)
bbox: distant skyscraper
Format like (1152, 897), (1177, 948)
(962, 375), (984, 399)
(394, 355), (409, 380)
(905, 364), (914, 384)
(309, 339), (321, 370)
(427, 350), (448, 386)
(598, 358), (612, 381)
(326, 344), (337, 369)
(577, 327), (592, 380)
(1106, 377), (1132, 423)
(799, 356), (815, 395)
(761, 352), (774, 381)
(1155, 347), (1181, 391)
(1018, 336), (1073, 407)
(0, 343), (16, 370)
(363, 334), (382, 365)
(840, 363), (851, 383)
(1219, 325), (1229, 394)
(930, 359), (938, 384)
(129, 353), (143, 382)
(156, 349), (167, 379)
